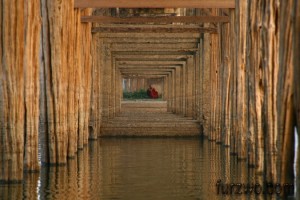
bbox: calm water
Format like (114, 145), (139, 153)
(0, 138), (296, 200)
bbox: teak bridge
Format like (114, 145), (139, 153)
(0, 0), (300, 194)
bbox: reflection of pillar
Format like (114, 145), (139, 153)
(23, 173), (39, 199)
(0, 184), (23, 199)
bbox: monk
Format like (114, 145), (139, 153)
(147, 85), (158, 99)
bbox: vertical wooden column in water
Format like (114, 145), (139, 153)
(229, 9), (238, 155)
(41, 0), (82, 163)
(185, 56), (194, 117)
(67, 2), (77, 156)
(261, 0), (279, 180)
(90, 36), (102, 139)
(277, 0), (295, 184)
(210, 26), (219, 141)
(101, 43), (112, 120)
(246, 0), (262, 169)
(0, 0), (25, 182)
(235, 0), (248, 160)
(24, 0), (41, 172)
(220, 14), (231, 147)
(175, 67), (181, 114)
(80, 9), (92, 143)
(202, 29), (211, 137)
(293, 0), (300, 197)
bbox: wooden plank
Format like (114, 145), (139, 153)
(81, 16), (230, 23)
(75, 0), (235, 8)
(92, 26), (217, 33)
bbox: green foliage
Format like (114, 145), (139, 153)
(123, 89), (149, 99)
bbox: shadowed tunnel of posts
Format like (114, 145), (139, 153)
(0, 0), (300, 198)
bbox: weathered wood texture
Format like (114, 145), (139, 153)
(75, 0), (235, 9)
(220, 14), (231, 147)
(24, 0), (41, 172)
(0, 0), (25, 183)
(90, 37), (102, 138)
(277, 0), (295, 185)
(201, 27), (211, 137)
(235, 0), (247, 160)
(293, 0), (300, 198)
(41, 0), (92, 163)
(0, 0), (41, 182)
(80, 9), (93, 143)
(230, 0), (296, 184)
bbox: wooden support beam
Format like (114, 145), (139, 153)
(97, 32), (202, 38)
(75, 0), (235, 8)
(92, 26), (217, 33)
(105, 37), (199, 43)
(117, 61), (186, 65)
(81, 16), (230, 24)
(122, 75), (167, 78)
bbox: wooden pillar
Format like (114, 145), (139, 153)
(235, 0), (248, 160)
(1, 0), (25, 182)
(195, 50), (201, 121)
(175, 67), (181, 114)
(210, 30), (219, 141)
(41, 0), (70, 164)
(110, 57), (116, 118)
(101, 44), (111, 120)
(220, 17), (231, 147)
(277, 0), (295, 185)
(202, 30), (211, 137)
(185, 56), (194, 117)
(246, 0), (261, 168)
(70, 8), (79, 152)
(90, 36), (102, 139)
(230, 8), (238, 155)
(293, 0), (300, 198)
(172, 71), (176, 113)
(163, 77), (168, 101)
(80, 9), (92, 143)
(23, 0), (41, 172)
(181, 63), (186, 116)
(261, 0), (280, 180)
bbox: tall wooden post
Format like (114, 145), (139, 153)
(0, 0), (26, 182)
(293, 0), (300, 198)
(235, 0), (248, 160)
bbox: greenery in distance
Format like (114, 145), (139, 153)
(123, 89), (162, 99)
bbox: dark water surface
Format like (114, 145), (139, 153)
(0, 138), (296, 200)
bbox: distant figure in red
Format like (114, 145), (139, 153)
(147, 85), (158, 99)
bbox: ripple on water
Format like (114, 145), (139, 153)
(0, 138), (296, 200)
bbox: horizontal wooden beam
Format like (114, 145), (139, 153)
(92, 26), (217, 33)
(81, 16), (230, 24)
(122, 75), (167, 78)
(75, 0), (235, 8)
(97, 32), (202, 38)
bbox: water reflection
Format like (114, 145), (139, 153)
(0, 138), (296, 200)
